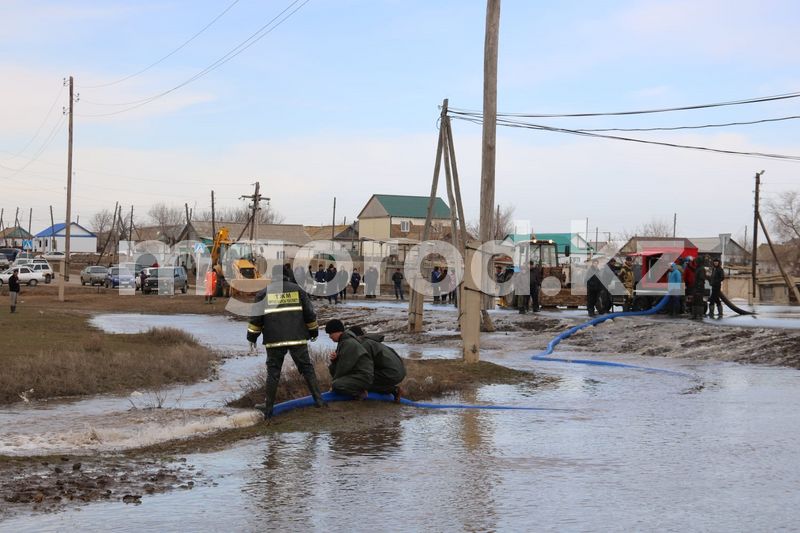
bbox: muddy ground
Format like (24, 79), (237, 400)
(3, 293), (800, 519)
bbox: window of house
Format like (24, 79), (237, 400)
(400, 221), (411, 233)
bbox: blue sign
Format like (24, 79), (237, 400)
(22, 240), (33, 250)
(194, 243), (207, 254)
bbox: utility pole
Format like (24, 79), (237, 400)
(331, 197), (337, 242)
(64, 76), (76, 281)
(673, 213), (677, 238)
(49, 206), (56, 252)
(479, 0), (501, 312)
(185, 203), (191, 225)
(14, 207), (20, 229)
(0, 208), (6, 247)
(751, 170), (764, 303)
(27, 208), (32, 237)
(129, 205), (134, 242)
(211, 190), (216, 238)
(238, 182), (268, 241)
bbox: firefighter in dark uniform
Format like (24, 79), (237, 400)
(324, 319), (374, 398)
(708, 258), (725, 318)
(247, 264), (326, 420)
(348, 326), (406, 401)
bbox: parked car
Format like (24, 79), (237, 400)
(42, 251), (65, 261)
(0, 256), (8, 269)
(0, 248), (21, 263)
(0, 265), (40, 286)
(29, 262), (55, 283)
(120, 262), (146, 290)
(80, 265), (109, 286)
(105, 266), (135, 289)
(142, 266), (189, 295)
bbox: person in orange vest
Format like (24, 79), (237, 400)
(205, 267), (218, 304)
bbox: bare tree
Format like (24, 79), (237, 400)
(196, 204), (284, 225)
(90, 209), (114, 236)
(468, 204), (515, 240)
(767, 190), (800, 242)
(147, 203), (184, 243)
(622, 218), (673, 240)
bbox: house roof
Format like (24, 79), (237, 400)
(620, 236), (697, 254)
(0, 226), (33, 239)
(359, 194), (451, 219)
(505, 232), (592, 253)
(304, 224), (356, 241)
(179, 221), (311, 245)
(688, 237), (748, 255)
(34, 222), (95, 238)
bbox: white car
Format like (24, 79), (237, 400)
(0, 266), (41, 286)
(29, 262), (55, 283)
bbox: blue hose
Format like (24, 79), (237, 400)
(270, 390), (569, 417)
(531, 295), (690, 376)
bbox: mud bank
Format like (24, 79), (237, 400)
(316, 302), (800, 369)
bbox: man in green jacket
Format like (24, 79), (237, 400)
(325, 319), (373, 398)
(349, 326), (406, 401)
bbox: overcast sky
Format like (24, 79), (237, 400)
(2, 0), (799, 241)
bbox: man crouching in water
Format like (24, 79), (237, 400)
(348, 325), (406, 402)
(325, 319), (373, 399)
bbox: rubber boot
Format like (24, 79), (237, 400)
(717, 303), (723, 318)
(10, 306), (15, 314)
(707, 304), (715, 318)
(260, 378), (280, 421)
(303, 372), (327, 408)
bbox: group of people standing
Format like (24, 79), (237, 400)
(668, 256), (725, 319)
(585, 255), (725, 319)
(246, 264), (406, 421)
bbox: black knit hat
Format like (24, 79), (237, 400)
(325, 319), (345, 334)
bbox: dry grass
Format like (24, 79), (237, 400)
(229, 348), (543, 408)
(0, 309), (217, 404)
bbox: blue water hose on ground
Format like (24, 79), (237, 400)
(270, 391), (569, 417)
(532, 295), (690, 376)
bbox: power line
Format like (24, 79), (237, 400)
(450, 114), (800, 162)
(80, 0), (241, 89)
(0, 115), (67, 179)
(448, 90), (800, 118)
(573, 114), (800, 132)
(1, 85), (65, 161)
(77, 0), (310, 118)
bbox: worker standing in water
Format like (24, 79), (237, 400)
(708, 258), (725, 318)
(246, 264), (326, 421)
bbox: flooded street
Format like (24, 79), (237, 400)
(3, 303), (800, 530)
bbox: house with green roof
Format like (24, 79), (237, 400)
(357, 194), (452, 258)
(503, 232), (593, 262)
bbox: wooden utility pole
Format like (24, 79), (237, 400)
(27, 208), (32, 237)
(673, 213), (677, 238)
(211, 190), (216, 237)
(129, 205), (134, 242)
(409, 101), (447, 333)
(14, 207), (20, 229)
(49, 206), (56, 252)
(751, 170), (764, 302)
(331, 197), (336, 242)
(185, 203), (191, 225)
(97, 202), (119, 265)
(64, 76), (75, 281)
(758, 213), (800, 304)
(0, 209), (5, 247)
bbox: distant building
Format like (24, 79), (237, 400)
(357, 194), (452, 259)
(0, 226), (33, 249)
(304, 223), (359, 254)
(33, 223), (97, 254)
(175, 221), (311, 260)
(688, 235), (750, 266)
(619, 236), (697, 256)
(504, 232), (593, 263)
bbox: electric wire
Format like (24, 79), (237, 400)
(1, 85), (65, 161)
(448, 90), (800, 118)
(573, 114), (800, 132)
(77, 0), (310, 118)
(80, 0), (241, 89)
(450, 114), (800, 162)
(0, 115), (67, 179)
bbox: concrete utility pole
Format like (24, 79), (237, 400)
(751, 170), (764, 303)
(27, 208), (32, 237)
(237, 182), (269, 241)
(64, 76), (75, 281)
(331, 197), (336, 242)
(673, 213), (677, 238)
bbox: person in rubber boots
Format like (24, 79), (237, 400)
(708, 258), (725, 318)
(246, 264), (326, 420)
(618, 256), (635, 311)
(348, 326), (406, 402)
(690, 257), (707, 320)
(325, 319), (374, 399)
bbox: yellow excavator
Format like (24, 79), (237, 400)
(210, 227), (268, 297)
